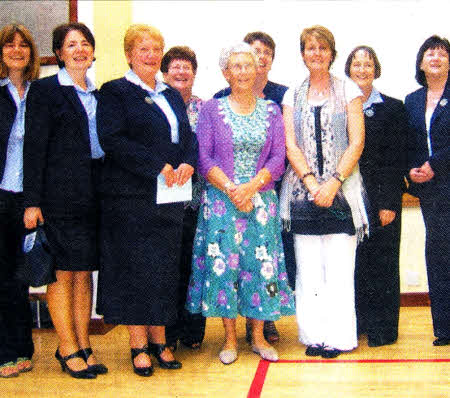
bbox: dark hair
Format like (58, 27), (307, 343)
(0, 23), (40, 81)
(243, 31), (276, 59)
(345, 46), (381, 79)
(415, 35), (450, 86)
(161, 46), (197, 73)
(52, 22), (95, 68)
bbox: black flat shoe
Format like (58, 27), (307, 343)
(149, 343), (182, 369)
(55, 349), (97, 379)
(305, 345), (323, 356)
(130, 345), (154, 377)
(81, 348), (108, 375)
(321, 348), (342, 359)
(433, 337), (450, 346)
(263, 321), (280, 344)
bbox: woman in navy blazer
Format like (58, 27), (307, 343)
(97, 25), (197, 376)
(405, 35), (449, 347)
(23, 23), (107, 378)
(0, 23), (39, 378)
(346, 46), (408, 347)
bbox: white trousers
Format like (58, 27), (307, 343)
(294, 233), (358, 351)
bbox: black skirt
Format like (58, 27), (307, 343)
(43, 211), (99, 271)
(98, 197), (184, 326)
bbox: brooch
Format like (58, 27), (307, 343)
(440, 98), (448, 107)
(364, 108), (375, 117)
(145, 96), (154, 105)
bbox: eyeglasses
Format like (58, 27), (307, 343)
(228, 63), (255, 73)
(169, 64), (193, 72)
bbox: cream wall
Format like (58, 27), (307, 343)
(78, 0), (439, 294)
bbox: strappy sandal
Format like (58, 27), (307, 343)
(16, 357), (33, 373)
(0, 361), (19, 378)
(81, 348), (108, 375)
(130, 345), (154, 377)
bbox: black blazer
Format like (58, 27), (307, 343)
(96, 77), (197, 199)
(23, 74), (97, 214)
(0, 84), (18, 182)
(405, 80), (450, 199)
(359, 93), (408, 216)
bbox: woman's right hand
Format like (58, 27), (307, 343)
(24, 207), (44, 229)
(161, 163), (176, 187)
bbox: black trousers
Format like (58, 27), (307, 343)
(0, 190), (34, 364)
(166, 207), (206, 346)
(355, 213), (401, 343)
(420, 198), (450, 339)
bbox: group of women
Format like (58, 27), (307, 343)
(0, 20), (448, 379)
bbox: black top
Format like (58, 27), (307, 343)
(359, 93), (408, 223)
(23, 75), (97, 214)
(96, 77), (198, 200)
(0, 84), (17, 182)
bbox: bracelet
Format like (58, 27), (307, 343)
(332, 171), (346, 184)
(301, 171), (315, 182)
(224, 181), (232, 191)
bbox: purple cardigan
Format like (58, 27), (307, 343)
(197, 98), (285, 191)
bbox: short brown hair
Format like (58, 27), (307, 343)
(124, 24), (164, 60)
(345, 46), (381, 79)
(243, 31), (276, 59)
(161, 46), (197, 74)
(0, 23), (40, 81)
(415, 35), (450, 87)
(52, 22), (95, 68)
(300, 25), (337, 66)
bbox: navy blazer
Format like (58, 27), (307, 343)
(405, 80), (450, 199)
(23, 75), (97, 214)
(359, 94), (408, 215)
(0, 84), (18, 182)
(96, 77), (197, 199)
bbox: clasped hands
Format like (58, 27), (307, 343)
(161, 163), (194, 187)
(409, 161), (434, 184)
(307, 177), (341, 208)
(226, 182), (256, 213)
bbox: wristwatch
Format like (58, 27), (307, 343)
(332, 171), (346, 184)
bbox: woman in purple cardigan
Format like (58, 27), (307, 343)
(185, 43), (295, 365)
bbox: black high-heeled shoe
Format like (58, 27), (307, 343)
(148, 343), (182, 369)
(81, 348), (108, 375)
(55, 349), (97, 379)
(130, 345), (154, 377)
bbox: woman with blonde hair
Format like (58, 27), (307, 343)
(0, 23), (39, 378)
(280, 26), (367, 358)
(97, 24), (197, 375)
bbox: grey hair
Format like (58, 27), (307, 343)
(219, 42), (258, 71)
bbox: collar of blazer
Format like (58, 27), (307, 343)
(0, 82), (18, 114)
(430, 79), (450, 128)
(125, 78), (176, 127)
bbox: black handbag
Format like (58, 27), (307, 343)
(16, 225), (56, 287)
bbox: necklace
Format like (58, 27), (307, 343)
(309, 86), (329, 97)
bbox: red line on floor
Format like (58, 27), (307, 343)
(247, 360), (270, 398)
(276, 358), (450, 364)
(247, 358), (449, 398)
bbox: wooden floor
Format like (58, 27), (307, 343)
(3, 307), (449, 398)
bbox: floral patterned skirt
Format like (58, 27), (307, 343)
(185, 184), (295, 320)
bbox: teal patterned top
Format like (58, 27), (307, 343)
(218, 97), (271, 180)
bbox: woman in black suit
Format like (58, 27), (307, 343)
(97, 24), (197, 376)
(345, 46), (408, 347)
(23, 23), (107, 379)
(405, 36), (449, 346)
(0, 23), (39, 378)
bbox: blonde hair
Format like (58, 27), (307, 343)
(0, 24), (40, 81)
(300, 25), (337, 66)
(124, 24), (164, 59)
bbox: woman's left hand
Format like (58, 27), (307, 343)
(175, 163), (194, 186)
(228, 182), (257, 208)
(379, 209), (396, 226)
(313, 178), (341, 208)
